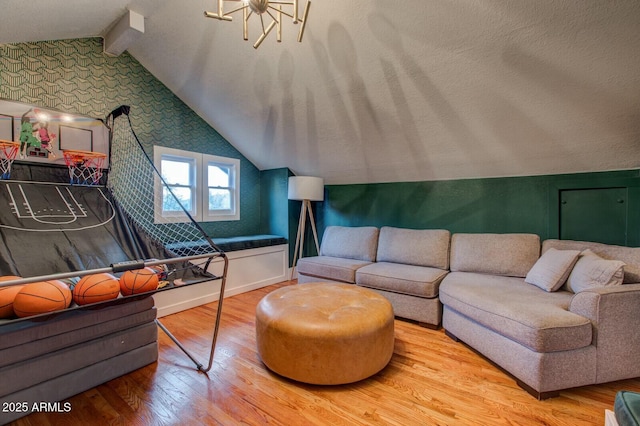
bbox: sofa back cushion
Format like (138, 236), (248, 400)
(320, 226), (380, 262)
(376, 227), (451, 269)
(543, 239), (640, 283)
(450, 233), (540, 277)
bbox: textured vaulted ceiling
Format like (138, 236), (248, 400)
(1, 1), (639, 184)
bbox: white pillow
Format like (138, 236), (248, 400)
(566, 249), (625, 293)
(525, 248), (581, 292)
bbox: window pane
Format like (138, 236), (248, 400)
(209, 188), (231, 210)
(208, 165), (230, 187)
(163, 186), (192, 211)
(162, 159), (192, 185)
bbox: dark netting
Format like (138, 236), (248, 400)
(106, 106), (223, 276)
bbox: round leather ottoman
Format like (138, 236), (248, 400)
(255, 283), (394, 385)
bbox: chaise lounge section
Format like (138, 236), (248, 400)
(439, 233), (640, 399)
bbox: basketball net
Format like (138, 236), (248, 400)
(0, 140), (19, 180)
(62, 149), (107, 185)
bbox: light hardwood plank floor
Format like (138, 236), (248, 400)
(10, 281), (640, 425)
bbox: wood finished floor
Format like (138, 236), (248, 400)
(9, 281), (640, 426)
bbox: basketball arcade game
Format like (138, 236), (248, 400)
(0, 101), (228, 374)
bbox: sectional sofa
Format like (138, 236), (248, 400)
(296, 226), (640, 398)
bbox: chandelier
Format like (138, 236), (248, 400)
(205, 0), (311, 49)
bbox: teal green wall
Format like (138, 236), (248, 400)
(260, 168), (301, 264)
(0, 37), (261, 238)
(320, 170), (640, 247)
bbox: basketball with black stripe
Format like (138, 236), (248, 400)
(13, 280), (72, 318)
(73, 273), (120, 305)
(119, 267), (159, 295)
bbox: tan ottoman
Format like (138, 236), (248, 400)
(255, 282), (395, 385)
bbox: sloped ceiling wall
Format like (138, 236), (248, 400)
(1, 1), (639, 184)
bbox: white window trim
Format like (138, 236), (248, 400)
(203, 154), (240, 222)
(153, 146), (240, 223)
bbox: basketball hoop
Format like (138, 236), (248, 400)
(0, 140), (20, 180)
(62, 149), (107, 185)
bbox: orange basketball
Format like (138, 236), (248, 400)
(73, 273), (120, 305)
(119, 267), (159, 295)
(13, 280), (72, 318)
(0, 276), (23, 318)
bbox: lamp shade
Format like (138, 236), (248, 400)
(288, 176), (324, 201)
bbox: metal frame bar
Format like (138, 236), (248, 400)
(156, 253), (228, 372)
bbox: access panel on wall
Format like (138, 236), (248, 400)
(560, 187), (627, 246)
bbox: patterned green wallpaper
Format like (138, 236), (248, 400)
(0, 37), (261, 237)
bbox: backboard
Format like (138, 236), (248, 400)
(0, 99), (109, 167)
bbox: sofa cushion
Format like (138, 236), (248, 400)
(525, 248), (581, 292)
(356, 262), (448, 298)
(440, 272), (592, 352)
(543, 239), (640, 284)
(376, 227), (451, 270)
(296, 256), (372, 283)
(450, 233), (540, 278)
(320, 226), (379, 262)
(566, 250), (625, 293)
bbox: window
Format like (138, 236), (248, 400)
(203, 155), (239, 221)
(161, 155), (196, 213)
(154, 146), (240, 223)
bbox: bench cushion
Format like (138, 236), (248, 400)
(440, 272), (592, 352)
(297, 256), (372, 283)
(377, 227), (451, 269)
(356, 262), (447, 298)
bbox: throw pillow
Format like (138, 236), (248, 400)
(566, 249), (625, 293)
(525, 248), (581, 292)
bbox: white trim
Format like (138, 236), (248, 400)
(203, 154), (240, 222)
(153, 146), (240, 223)
(153, 244), (288, 317)
(153, 146), (200, 223)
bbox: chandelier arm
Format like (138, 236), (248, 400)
(224, 4), (249, 15)
(259, 13), (266, 35)
(297, 0), (310, 42)
(265, 9), (280, 24)
(276, 5), (282, 42)
(268, 5), (294, 19)
(204, 11), (233, 21)
(254, 20), (277, 49)
(243, 6), (249, 40)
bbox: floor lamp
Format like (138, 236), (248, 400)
(289, 176), (324, 280)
